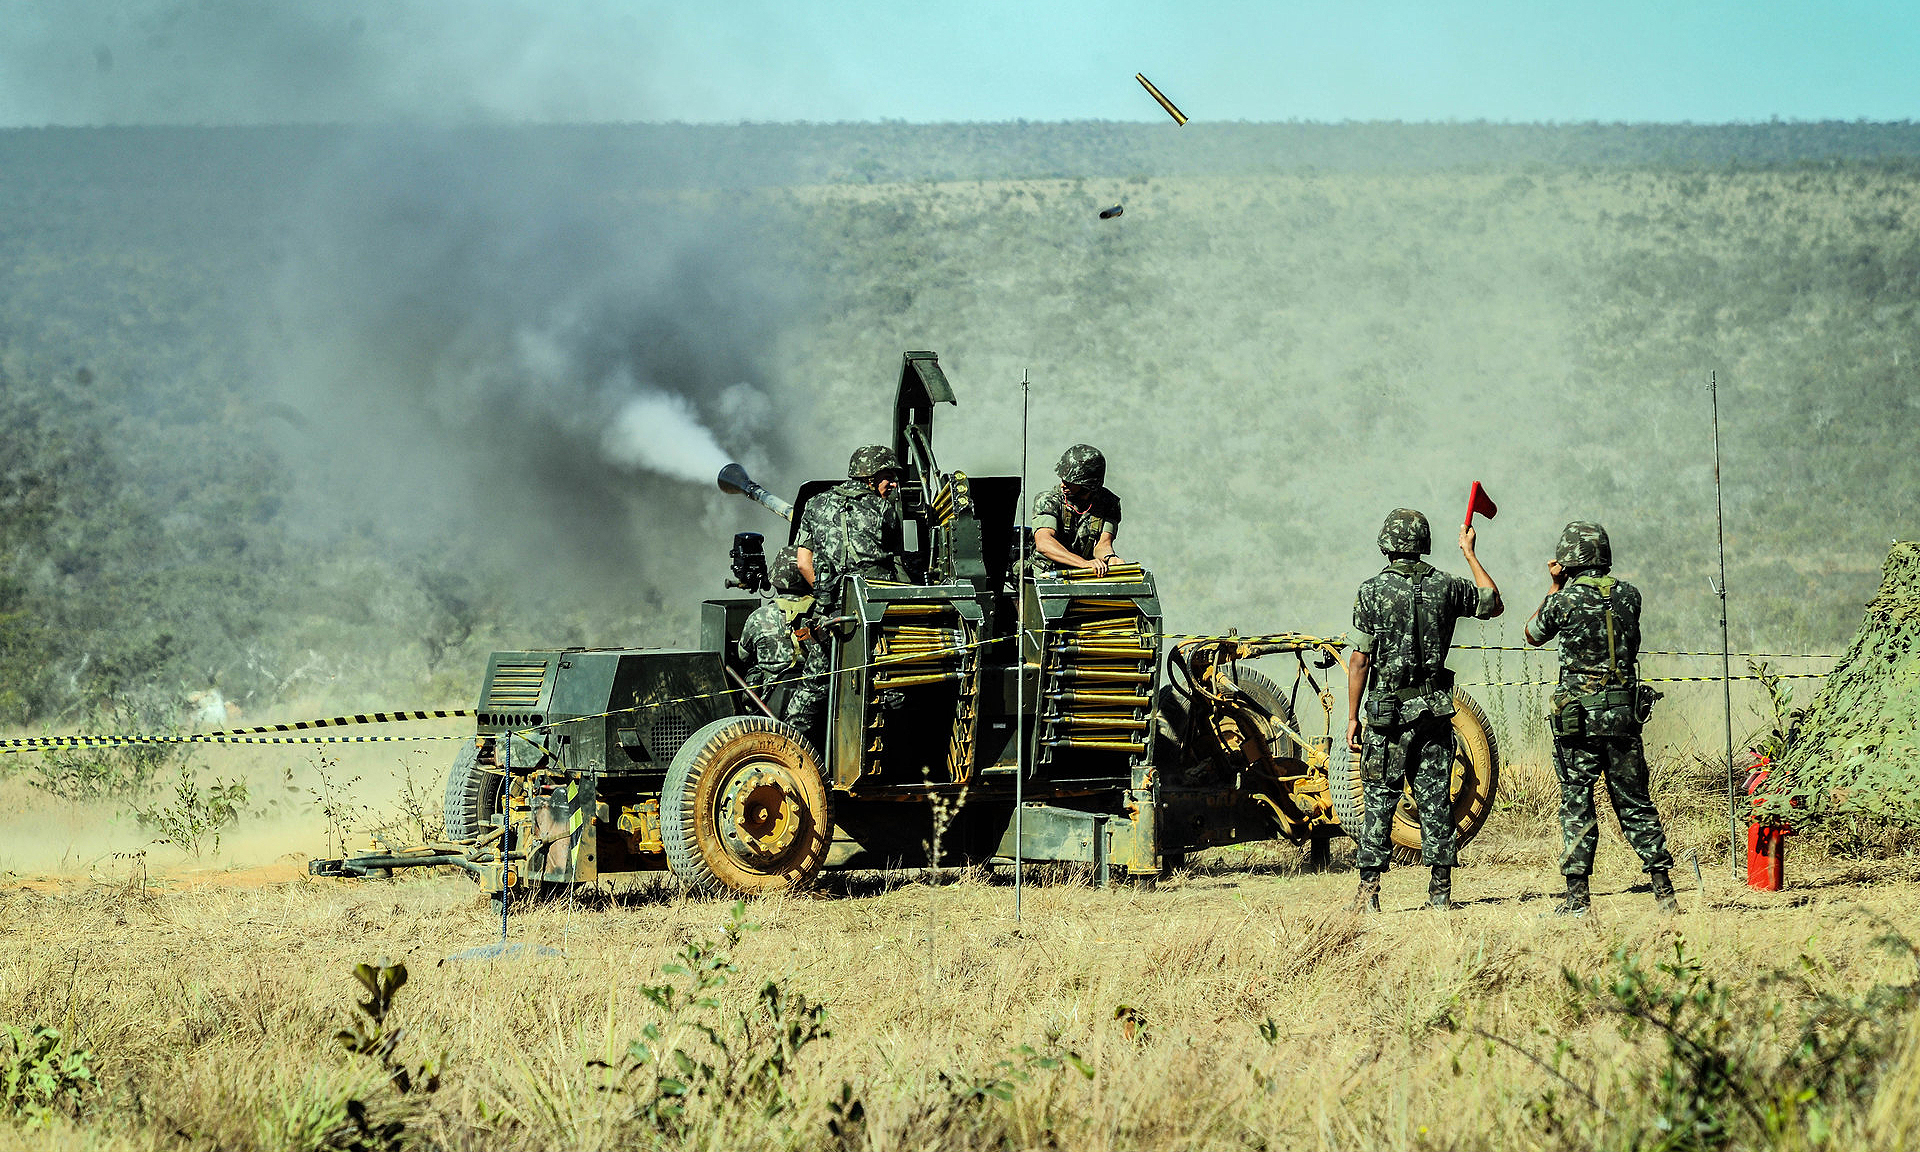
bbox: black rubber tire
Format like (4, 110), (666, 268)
(442, 741), (500, 842)
(1329, 732), (1363, 835)
(1388, 688), (1502, 865)
(1158, 666), (1301, 786)
(662, 716), (834, 898)
(1225, 667), (1302, 763)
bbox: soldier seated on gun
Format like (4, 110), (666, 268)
(1031, 444), (1126, 577)
(737, 547), (828, 739)
(1525, 521), (1678, 917)
(795, 445), (909, 616)
(1346, 509), (1502, 913)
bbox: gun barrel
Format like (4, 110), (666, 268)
(717, 463), (795, 521)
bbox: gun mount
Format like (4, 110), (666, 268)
(311, 350), (1501, 898)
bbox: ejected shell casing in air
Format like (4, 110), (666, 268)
(1135, 73), (1188, 126)
(1099, 205), (1124, 219)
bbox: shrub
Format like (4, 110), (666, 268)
(0, 1026), (95, 1128)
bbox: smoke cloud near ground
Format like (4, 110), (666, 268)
(256, 129), (796, 607)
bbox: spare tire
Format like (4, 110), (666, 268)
(442, 740), (501, 842)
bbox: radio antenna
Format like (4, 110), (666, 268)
(1015, 369), (1030, 923)
(1709, 371), (1739, 876)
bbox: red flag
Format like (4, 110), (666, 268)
(1465, 481), (1498, 529)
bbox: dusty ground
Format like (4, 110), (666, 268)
(4, 796), (1920, 1151)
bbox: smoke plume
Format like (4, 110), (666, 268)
(602, 390), (737, 484)
(257, 128), (796, 608)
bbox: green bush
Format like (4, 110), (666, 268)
(0, 1026), (95, 1128)
(1514, 932), (1920, 1151)
(131, 761), (249, 858)
(594, 902), (833, 1140)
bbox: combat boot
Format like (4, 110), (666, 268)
(1650, 869), (1679, 914)
(1428, 865), (1452, 911)
(1553, 874), (1591, 918)
(1355, 871), (1382, 914)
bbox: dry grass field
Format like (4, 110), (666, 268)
(5, 757), (1920, 1152)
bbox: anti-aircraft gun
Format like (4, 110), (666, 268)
(310, 351), (1500, 897)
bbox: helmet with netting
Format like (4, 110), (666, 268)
(1055, 444), (1107, 487)
(848, 445), (901, 480)
(1377, 508), (1432, 555)
(769, 546), (810, 595)
(1555, 521), (1612, 571)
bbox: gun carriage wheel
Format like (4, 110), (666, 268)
(1383, 688), (1501, 865)
(663, 716), (834, 896)
(442, 740), (501, 843)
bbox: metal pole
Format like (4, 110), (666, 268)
(1014, 370), (1031, 923)
(1710, 371), (1739, 876)
(499, 737), (511, 944)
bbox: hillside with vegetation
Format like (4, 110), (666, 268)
(1, 122), (1916, 733)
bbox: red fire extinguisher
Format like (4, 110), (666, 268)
(1744, 757), (1792, 892)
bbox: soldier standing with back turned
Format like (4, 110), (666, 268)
(1523, 522), (1678, 916)
(1346, 509), (1503, 912)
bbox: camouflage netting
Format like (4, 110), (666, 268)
(1773, 541), (1920, 826)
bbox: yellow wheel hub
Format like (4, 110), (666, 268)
(721, 762), (802, 862)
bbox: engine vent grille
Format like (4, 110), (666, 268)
(487, 662), (549, 709)
(647, 710), (697, 764)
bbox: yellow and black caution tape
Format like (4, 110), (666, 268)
(0, 730), (474, 752)
(0, 638), (1000, 755)
(0, 708), (475, 754)
(1451, 643), (1839, 659)
(206, 709), (473, 736)
(1465, 672), (1829, 689)
(4, 628), (1837, 754)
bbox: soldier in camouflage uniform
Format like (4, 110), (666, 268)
(1030, 444), (1126, 576)
(795, 445), (909, 616)
(1346, 509), (1503, 912)
(737, 546), (829, 739)
(1524, 521), (1678, 916)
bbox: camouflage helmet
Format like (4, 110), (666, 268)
(847, 444), (901, 480)
(1555, 521), (1612, 571)
(1055, 444), (1107, 487)
(769, 546), (809, 595)
(1377, 508), (1432, 556)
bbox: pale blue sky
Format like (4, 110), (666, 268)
(1, 0), (1915, 125)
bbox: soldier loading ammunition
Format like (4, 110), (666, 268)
(1524, 521), (1679, 917)
(1347, 509), (1503, 912)
(736, 546), (829, 741)
(1031, 444), (1127, 577)
(794, 445), (910, 615)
